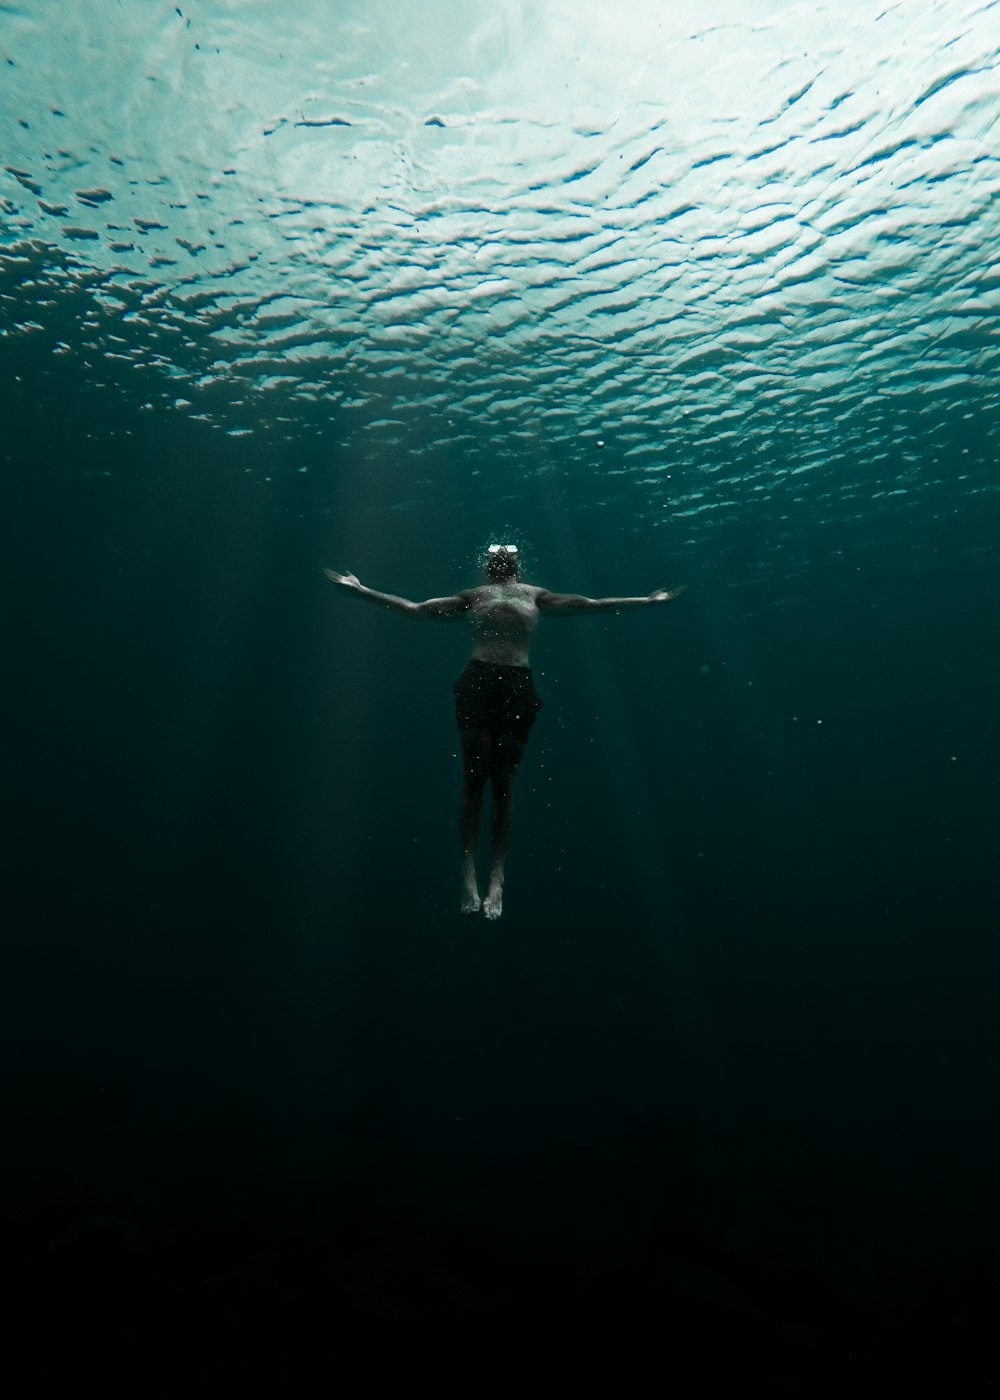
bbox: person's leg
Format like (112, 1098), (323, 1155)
(459, 728), (491, 913)
(483, 732), (526, 920)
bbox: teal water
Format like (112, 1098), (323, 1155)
(3, 1), (999, 1388)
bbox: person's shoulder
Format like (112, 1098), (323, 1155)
(504, 583), (545, 606)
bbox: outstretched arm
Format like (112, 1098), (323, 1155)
(536, 585), (686, 615)
(323, 569), (470, 618)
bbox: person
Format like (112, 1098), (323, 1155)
(324, 546), (685, 920)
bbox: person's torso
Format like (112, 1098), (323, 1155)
(466, 583), (541, 666)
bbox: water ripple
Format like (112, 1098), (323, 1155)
(2, 0), (998, 554)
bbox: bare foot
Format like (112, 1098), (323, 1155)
(483, 884), (503, 920)
(459, 854), (481, 915)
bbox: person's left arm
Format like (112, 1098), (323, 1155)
(535, 585), (686, 614)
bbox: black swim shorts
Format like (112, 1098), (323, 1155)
(452, 659), (543, 743)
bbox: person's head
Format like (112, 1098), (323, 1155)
(483, 543), (520, 582)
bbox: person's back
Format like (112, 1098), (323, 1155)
(324, 545), (685, 917)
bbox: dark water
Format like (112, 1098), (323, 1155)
(4, 2), (1000, 1389)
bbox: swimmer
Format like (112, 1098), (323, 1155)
(324, 546), (685, 919)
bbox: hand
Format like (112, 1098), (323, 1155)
(649, 585), (687, 603)
(323, 568), (362, 591)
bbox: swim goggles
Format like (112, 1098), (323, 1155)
(487, 544), (518, 554)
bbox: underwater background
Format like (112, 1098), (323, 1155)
(3, 0), (999, 1388)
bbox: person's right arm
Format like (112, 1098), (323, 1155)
(323, 569), (471, 618)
